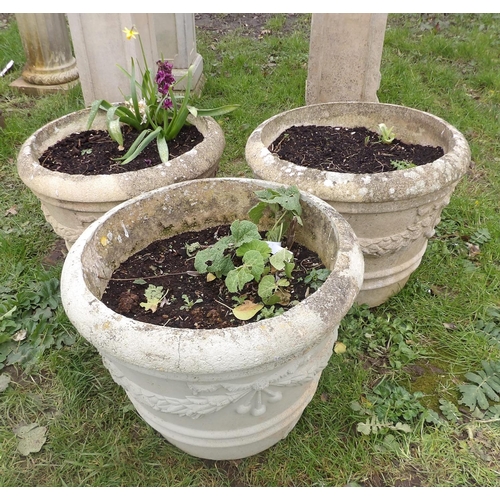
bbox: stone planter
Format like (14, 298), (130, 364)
(245, 102), (471, 307)
(17, 107), (226, 249)
(60, 177), (363, 460)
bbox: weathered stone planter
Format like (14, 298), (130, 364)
(245, 102), (471, 307)
(60, 177), (363, 460)
(17, 107), (225, 249)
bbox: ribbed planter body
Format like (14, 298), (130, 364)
(60, 178), (363, 460)
(245, 102), (471, 307)
(17, 107), (226, 248)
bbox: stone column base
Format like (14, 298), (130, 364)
(10, 76), (80, 96)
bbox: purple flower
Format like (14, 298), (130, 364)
(156, 60), (175, 109)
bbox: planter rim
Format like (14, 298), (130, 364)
(17, 106), (225, 203)
(245, 101), (471, 203)
(61, 177), (364, 375)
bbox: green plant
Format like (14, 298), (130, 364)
(87, 26), (239, 164)
(338, 304), (421, 369)
(194, 185), (305, 320)
(458, 360), (500, 412)
(303, 267), (331, 291)
(351, 379), (441, 435)
(0, 277), (75, 372)
(139, 284), (167, 313)
(179, 294), (203, 311)
(390, 159), (415, 170)
(474, 307), (500, 347)
(377, 122), (396, 144)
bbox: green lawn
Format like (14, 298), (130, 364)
(0, 13), (499, 487)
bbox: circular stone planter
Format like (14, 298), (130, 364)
(17, 106), (226, 249)
(60, 177), (363, 460)
(245, 102), (471, 307)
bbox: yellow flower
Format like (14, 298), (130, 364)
(123, 26), (139, 40)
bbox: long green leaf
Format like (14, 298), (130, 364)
(87, 99), (110, 129)
(194, 104), (240, 117)
(157, 135), (169, 163)
(120, 127), (163, 165)
(108, 118), (123, 147)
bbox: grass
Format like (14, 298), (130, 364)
(1, 13), (500, 487)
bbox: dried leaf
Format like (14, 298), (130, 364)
(4, 205), (18, 216)
(334, 341), (347, 354)
(232, 300), (264, 320)
(14, 423), (47, 456)
(12, 329), (27, 342)
(0, 373), (11, 392)
(443, 323), (457, 330)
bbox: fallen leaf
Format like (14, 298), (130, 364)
(12, 329), (27, 341)
(467, 243), (481, 259)
(4, 205), (18, 216)
(334, 342), (347, 354)
(0, 373), (11, 392)
(206, 272), (216, 282)
(14, 423), (47, 456)
(232, 300), (264, 320)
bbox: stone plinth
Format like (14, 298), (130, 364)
(11, 13), (79, 96)
(306, 14), (388, 104)
(67, 13), (204, 106)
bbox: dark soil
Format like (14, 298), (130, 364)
(101, 224), (326, 329)
(38, 125), (203, 175)
(270, 125), (444, 174)
(194, 13), (308, 38)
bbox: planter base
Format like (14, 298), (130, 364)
(101, 333), (333, 460)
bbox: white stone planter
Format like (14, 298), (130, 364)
(17, 107), (226, 249)
(60, 177), (363, 460)
(245, 102), (471, 307)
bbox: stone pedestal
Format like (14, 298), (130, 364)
(67, 13), (204, 106)
(10, 13), (79, 96)
(306, 14), (387, 104)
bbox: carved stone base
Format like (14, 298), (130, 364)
(246, 101), (471, 307)
(10, 76), (80, 96)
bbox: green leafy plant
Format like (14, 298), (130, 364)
(390, 159), (415, 170)
(303, 268), (331, 291)
(194, 186), (311, 320)
(351, 379), (441, 435)
(469, 227), (492, 246)
(248, 185), (303, 244)
(377, 122), (396, 144)
(87, 26), (239, 164)
(0, 278), (75, 372)
(473, 306), (500, 348)
(338, 304), (421, 369)
(140, 284), (166, 313)
(458, 360), (500, 411)
(180, 294), (203, 311)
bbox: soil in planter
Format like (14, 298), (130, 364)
(269, 125), (444, 174)
(101, 225), (327, 329)
(38, 125), (203, 175)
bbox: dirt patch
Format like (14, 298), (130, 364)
(195, 13), (308, 39)
(270, 125), (444, 174)
(101, 224), (326, 329)
(38, 126), (203, 175)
